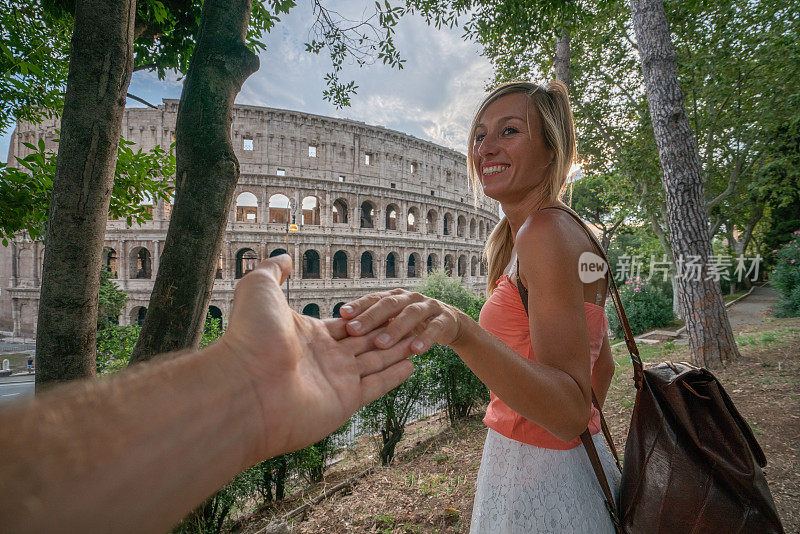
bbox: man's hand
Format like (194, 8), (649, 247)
(220, 255), (415, 458)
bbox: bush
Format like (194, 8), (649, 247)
(415, 271), (488, 424)
(360, 352), (433, 465)
(607, 276), (674, 338)
(772, 230), (800, 317)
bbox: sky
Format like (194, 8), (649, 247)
(0, 3), (494, 163)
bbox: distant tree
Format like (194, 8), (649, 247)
(97, 265), (127, 330)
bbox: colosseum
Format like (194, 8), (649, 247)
(0, 99), (499, 336)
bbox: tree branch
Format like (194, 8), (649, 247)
(126, 93), (158, 109)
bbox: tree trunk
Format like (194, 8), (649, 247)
(629, 0), (740, 366)
(129, 0), (259, 363)
(35, 0), (135, 388)
(555, 28), (571, 90)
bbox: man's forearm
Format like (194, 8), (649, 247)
(0, 342), (262, 534)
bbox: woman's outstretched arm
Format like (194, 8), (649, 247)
(341, 211), (594, 442)
(0, 255), (415, 534)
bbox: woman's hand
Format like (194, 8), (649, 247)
(219, 256), (415, 459)
(339, 288), (464, 354)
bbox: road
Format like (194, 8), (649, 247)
(0, 375), (34, 405)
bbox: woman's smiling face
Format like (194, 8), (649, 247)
(473, 92), (554, 204)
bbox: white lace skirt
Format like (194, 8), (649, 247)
(470, 429), (621, 534)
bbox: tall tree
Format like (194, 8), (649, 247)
(129, 0), (260, 362)
(35, 0), (136, 387)
(629, 0), (739, 365)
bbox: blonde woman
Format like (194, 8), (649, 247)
(340, 81), (620, 532)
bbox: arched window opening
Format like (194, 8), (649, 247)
(444, 254), (455, 276)
(130, 247), (152, 279)
(385, 204), (398, 230)
(458, 255), (467, 277)
(302, 196), (320, 225)
(360, 251), (375, 278)
(332, 250), (348, 278)
(333, 199), (348, 224)
(131, 306), (147, 326)
(480, 259), (487, 276)
(302, 303), (320, 318)
(407, 253), (419, 278)
(268, 194), (290, 224)
(385, 252), (397, 278)
(427, 253), (438, 274)
(332, 302), (345, 318)
(235, 248), (258, 279)
(269, 248), (287, 258)
(235, 192), (258, 222)
(360, 201), (375, 228)
(407, 208), (418, 232)
(457, 215), (466, 237)
(443, 213), (453, 236)
(207, 306), (223, 326)
(103, 247), (118, 278)
(471, 256), (478, 277)
(426, 210), (437, 234)
(470, 218), (477, 239)
(302, 249), (321, 279)
(479, 220), (486, 240)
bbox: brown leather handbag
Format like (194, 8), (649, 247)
(515, 206), (784, 533)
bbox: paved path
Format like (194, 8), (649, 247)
(0, 375), (34, 405)
(725, 285), (778, 331)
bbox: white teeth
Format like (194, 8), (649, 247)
(483, 165), (508, 176)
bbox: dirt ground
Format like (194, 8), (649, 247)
(234, 317), (800, 533)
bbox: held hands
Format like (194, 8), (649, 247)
(340, 288), (464, 354)
(219, 255), (415, 459)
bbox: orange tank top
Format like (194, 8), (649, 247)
(479, 274), (608, 450)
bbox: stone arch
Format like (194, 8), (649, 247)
(130, 306), (147, 326)
(269, 248), (287, 257)
(301, 195), (320, 225)
(360, 200), (376, 228)
(407, 252), (421, 278)
(360, 251), (375, 278)
(332, 250), (348, 278)
(443, 212), (453, 236)
(268, 193), (291, 224)
(207, 305), (223, 326)
(407, 206), (419, 232)
(302, 303), (320, 318)
(444, 254), (455, 276)
(332, 198), (349, 224)
(479, 220), (486, 240)
(457, 215), (466, 237)
(385, 252), (398, 278)
(332, 302), (345, 318)
(235, 248), (258, 279)
(427, 253), (438, 274)
(235, 192), (258, 223)
(470, 218), (477, 239)
(480, 258), (487, 276)
(129, 246), (152, 279)
(103, 247), (118, 278)
(458, 254), (467, 277)
(426, 209), (438, 234)
(385, 204), (399, 230)
(302, 249), (321, 279)
(471, 256), (479, 277)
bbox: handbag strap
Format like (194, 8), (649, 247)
(540, 205), (644, 387)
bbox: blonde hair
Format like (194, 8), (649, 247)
(467, 81), (577, 294)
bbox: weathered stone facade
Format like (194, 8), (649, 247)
(0, 100), (498, 336)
